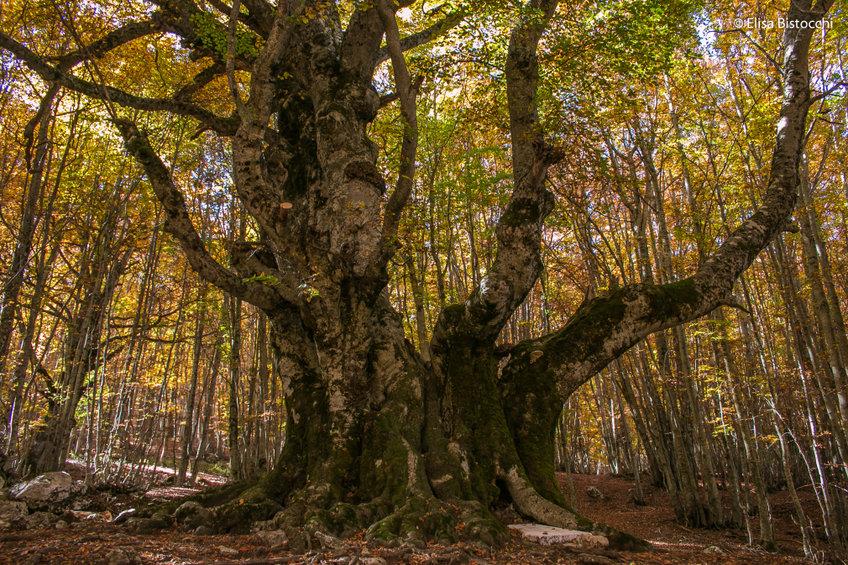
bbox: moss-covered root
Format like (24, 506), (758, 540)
(211, 495), (283, 533)
(125, 480), (260, 533)
(126, 479), (285, 535)
(593, 523), (652, 551)
(238, 483), (388, 549)
(365, 496), (506, 547)
(153, 479), (256, 518)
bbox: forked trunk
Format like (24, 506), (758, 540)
(96, 0), (824, 549)
(203, 292), (600, 546)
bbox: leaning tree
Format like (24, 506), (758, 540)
(0, 0), (834, 545)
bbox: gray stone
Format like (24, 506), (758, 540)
(0, 499), (28, 529)
(703, 545), (725, 555)
(25, 511), (60, 529)
(255, 529), (288, 548)
(175, 500), (212, 529)
(9, 471), (72, 505)
(586, 486), (605, 500)
(106, 548), (139, 565)
(507, 523), (609, 548)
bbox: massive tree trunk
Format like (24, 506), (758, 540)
(2, 0), (830, 546)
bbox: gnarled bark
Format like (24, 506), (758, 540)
(1, 0), (831, 547)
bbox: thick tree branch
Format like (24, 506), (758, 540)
(204, 0), (273, 36)
(173, 62), (226, 100)
(432, 0), (560, 346)
(0, 31), (238, 134)
(115, 120), (291, 312)
(340, 7), (386, 82)
(691, 0), (832, 305)
(53, 19), (160, 70)
(151, 0), (260, 67)
(502, 0), (833, 403)
(341, 4), (464, 82)
(230, 0), (298, 250)
(496, 5), (830, 514)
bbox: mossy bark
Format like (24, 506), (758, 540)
(150, 293), (637, 548)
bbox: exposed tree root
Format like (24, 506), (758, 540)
(502, 466), (581, 529)
(128, 470), (647, 553)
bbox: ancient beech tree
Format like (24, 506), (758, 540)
(0, 0), (834, 544)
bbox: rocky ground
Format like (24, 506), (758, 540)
(0, 466), (839, 564)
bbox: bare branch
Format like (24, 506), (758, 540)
(115, 120), (289, 312)
(432, 0), (561, 345)
(501, 0), (829, 406)
(0, 31), (239, 134)
(374, 8), (466, 66)
(378, 0), (421, 262)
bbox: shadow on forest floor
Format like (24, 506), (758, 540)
(0, 469), (836, 564)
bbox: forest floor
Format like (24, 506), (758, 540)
(0, 469), (833, 564)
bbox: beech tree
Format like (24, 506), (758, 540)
(0, 0), (835, 545)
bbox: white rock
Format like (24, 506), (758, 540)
(508, 523), (609, 548)
(112, 508), (137, 524)
(9, 472), (73, 505)
(70, 510), (112, 522)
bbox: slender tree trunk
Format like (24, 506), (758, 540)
(0, 86), (57, 379)
(227, 294), (242, 481)
(178, 285), (207, 484)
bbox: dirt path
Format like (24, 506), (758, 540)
(0, 473), (829, 564)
